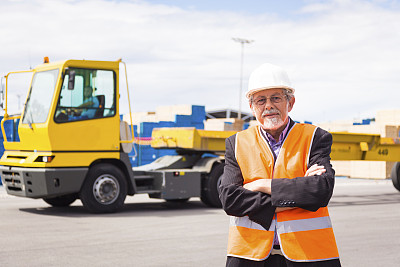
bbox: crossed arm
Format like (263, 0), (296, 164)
(218, 129), (335, 229)
(243, 164), (326, 212)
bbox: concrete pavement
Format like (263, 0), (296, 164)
(0, 178), (399, 266)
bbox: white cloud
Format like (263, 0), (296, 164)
(0, 0), (399, 123)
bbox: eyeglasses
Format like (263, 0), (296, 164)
(252, 95), (286, 106)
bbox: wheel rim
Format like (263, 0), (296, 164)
(92, 174), (120, 205)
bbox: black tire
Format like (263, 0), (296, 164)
(201, 163), (224, 208)
(80, 163), (127, 213)
(391, 162), (400, 191)
(43, 194), (78, 207)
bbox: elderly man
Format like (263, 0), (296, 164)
(219, 63), (341, 267)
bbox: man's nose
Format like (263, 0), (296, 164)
(264, 98), (275, 110)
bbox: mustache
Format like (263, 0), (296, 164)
(262, 109), (280, 117)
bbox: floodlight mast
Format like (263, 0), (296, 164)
(232, 37), (254, 119)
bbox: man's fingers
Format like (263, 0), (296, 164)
(305, 165), (326, 176)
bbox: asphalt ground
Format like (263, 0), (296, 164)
(0, 177), (399, 267)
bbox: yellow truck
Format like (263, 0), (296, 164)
(0, 58), (226, 213)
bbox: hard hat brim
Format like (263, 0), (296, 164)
(246, 86), (295, 99)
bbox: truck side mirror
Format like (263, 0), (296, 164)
(68, 70), (75, 90)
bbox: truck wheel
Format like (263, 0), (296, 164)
(201, 163), (223, 208)
(391, 162), (400, 191)
(80, 164), (127, 213)
(43, 194), (78, 207)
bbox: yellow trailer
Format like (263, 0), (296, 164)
(151, 127), (237, 154)
(152, 128), (400, 161)
(331, 132), (400, 190)
(330, 132), (400, 161)
(151, 127), (400, 190)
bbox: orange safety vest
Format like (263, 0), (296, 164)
(227, 124), (339, 262)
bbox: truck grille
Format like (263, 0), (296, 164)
(2, 171), (23, 191)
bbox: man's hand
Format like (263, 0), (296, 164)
(243, 179), (272, 194)
(276, 207), (294, 212)
(243, 164), (325, 193)
(305, 164), (326, 177)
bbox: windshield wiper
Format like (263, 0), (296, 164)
(24, 107), (34, 130)
(22, 93), (34, 130)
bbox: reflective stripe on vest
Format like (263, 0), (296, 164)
(227, 216), (275, 261)
(228, 123), (339, 262)
(277, 216), (332, 234)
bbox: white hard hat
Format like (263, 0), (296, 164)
(246, 63), (295, 99)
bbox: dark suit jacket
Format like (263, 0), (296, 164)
(219, 119), (336, 230)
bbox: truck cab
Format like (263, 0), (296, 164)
(0, 59), (135, 213)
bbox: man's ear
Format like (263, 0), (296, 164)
(249, 102), (256, 116)
(288, 97), (295, 112)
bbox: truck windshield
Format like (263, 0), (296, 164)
(22, 69), (59, 124)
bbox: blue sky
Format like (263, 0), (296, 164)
(142, 0), (306, 15)
(141, 0), (400, 17)
(1, 0), (400, 123)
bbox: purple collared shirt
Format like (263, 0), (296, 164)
(259, 118), (292, 247)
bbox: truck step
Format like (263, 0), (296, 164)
(135, 188), (161, 194)
(133, 173), (159, 193)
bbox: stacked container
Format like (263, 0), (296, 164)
(125, 105), (206, 167)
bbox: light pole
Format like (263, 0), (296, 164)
(232, 37), (254, 119)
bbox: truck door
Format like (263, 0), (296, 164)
(52, 68), (120, 152)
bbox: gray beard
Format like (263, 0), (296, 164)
(260, 109), (284, 129)
(262, 116), (284, 129)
